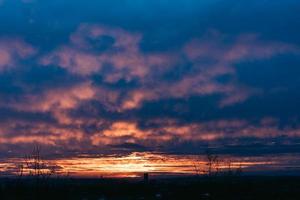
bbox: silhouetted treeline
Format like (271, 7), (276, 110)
(1, 176), (300, 200)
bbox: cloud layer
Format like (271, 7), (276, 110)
(0, 0), (300, 176)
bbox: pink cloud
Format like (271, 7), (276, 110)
(1, 82), (95, 125)
(184, 31), (299, 107)
(39, 25), (300, 112)
(0, 38), (36, 71)
(41, 24), (177, 82)
(223, 34), (299, 62)
(1, 113), (300, 156)
(85, 118), (300, 149)
(185, 32), (299, 63)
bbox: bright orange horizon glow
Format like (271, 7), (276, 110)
(1, 152), (277, 178)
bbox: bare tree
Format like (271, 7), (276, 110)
(206, 151), (219, 176)
(17, 145), (58, 179)
(235, 162), (243, 176)
(193, 150), (243, 177)
(193, 159), (202, 176)
(16, 163), (24, 179)
(225, 159), (233, 176)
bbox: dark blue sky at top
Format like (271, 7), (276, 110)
(0, 0), (300, 160)
(1, 0), (300, 48)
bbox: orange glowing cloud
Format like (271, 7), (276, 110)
(2, 82), (95, 124)
(1, 117), (299, 150)
(91, 122), (150, 146)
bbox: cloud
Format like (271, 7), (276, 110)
(1, 116), (300, 159)
(41, 25), (299, 112)
(0, 81), (95, 124)
(91, 121), (150, 146)
(41, 24), (175, 80)
(184, 31), (299, 66)
(184, 31), (299, 106)
(0, 38), (36, 71)
(0, 23), (299, 162)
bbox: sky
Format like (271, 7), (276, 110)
(0, 0), (300, 177)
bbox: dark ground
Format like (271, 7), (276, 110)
(0, 176), (299, 200)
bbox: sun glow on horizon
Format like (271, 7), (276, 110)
(0, 152), (279, 178)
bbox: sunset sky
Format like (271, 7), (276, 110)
(0, 0), (300, 177)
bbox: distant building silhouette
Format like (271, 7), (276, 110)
(143, 173), (149, 182)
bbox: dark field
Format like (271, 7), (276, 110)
(0, 176), (299, 200)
